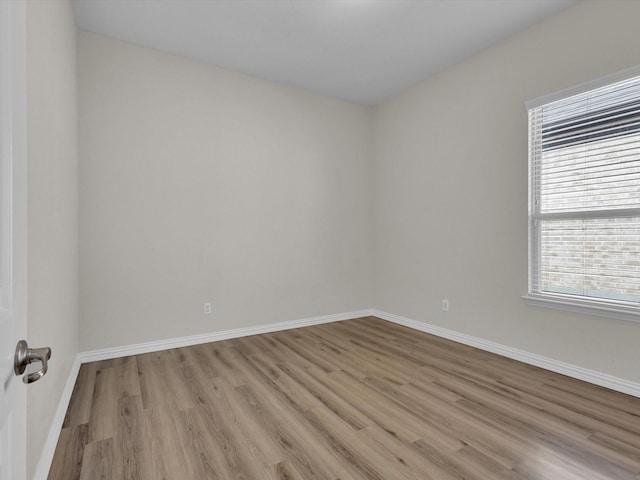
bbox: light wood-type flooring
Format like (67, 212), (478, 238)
(49, 316), (640, 479)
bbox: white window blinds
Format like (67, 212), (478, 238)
(528, 72), (640, 312)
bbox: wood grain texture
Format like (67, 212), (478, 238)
(49, 317), (640, 479)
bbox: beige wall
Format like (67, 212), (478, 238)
(78, 2), (640, 381)
(78, 33), (373, 351)
(27, 0), (79, 477)
(373, 0), (640, 382)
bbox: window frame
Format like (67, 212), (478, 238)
(523, 66), (640, 323)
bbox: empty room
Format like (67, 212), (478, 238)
(2, 0), (640, 479)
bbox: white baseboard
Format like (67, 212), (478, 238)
(76, 307), (640, 398)
(79, 309), (374, 363)
(32, 356), (82, 480)
(372, 309), (640, 398)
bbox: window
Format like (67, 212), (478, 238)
(525, 69), (640, 322)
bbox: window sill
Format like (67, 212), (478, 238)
(522, 293), (640, 324)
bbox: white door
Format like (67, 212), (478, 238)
(0, 1), (28, 479)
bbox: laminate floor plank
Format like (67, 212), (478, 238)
(174, 407), (228, 480)
(48, 424), (88, 480)
(136, 352), (193, 412)
(206, 344), (250, 387)
(272, 333), (338, 374)
(87, 367), (118, 443)
(307, 325), (430, 386)
(235, 383), (348, 480)
(209, 376), (285, 466)
(142, 408), (190, 480)
(202, 381), (277, 478)
(277, 360), (374, 431)
(398, 382), (527, 469)
(308, 407), (432, 480)
(239, 349), (320, 411)
(495, 377), (640, 448)
(78, 438), (114, 480)
(50, 317), (640, 479)
(63, 363), (97, 428)
(435, 375), (594, 445)
(112, 356), (142, 399)
(115, 395), (150, 480)
(457, 397), (636, 480)
(268, 460), (307, 480)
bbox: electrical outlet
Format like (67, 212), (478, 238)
(204, 302), (212, 315)
(442, 299), (449, 312)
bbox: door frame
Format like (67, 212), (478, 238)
(0, 0), (28, 478)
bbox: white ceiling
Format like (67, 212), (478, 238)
(71, 0), (576, 106)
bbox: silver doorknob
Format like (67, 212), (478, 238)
(14, 340), (51, 384)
